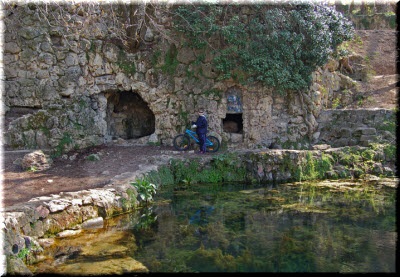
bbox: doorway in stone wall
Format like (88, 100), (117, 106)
(223, 86), (243, 134)
(223, 113), (243, 133)
(105, 91), (155, 140)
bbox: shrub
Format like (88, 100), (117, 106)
(131, 177), (157, 203)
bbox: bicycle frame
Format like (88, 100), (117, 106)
(173, 129), (220, 152)
(185, 129), (200, 144)
(184, 129), (212, 146)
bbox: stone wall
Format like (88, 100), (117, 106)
(1, 3), (397, 154)
(0, 3), (339, 153)
(315, 108), (396, 147)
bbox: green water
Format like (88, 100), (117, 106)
(31, 179), (397, 274)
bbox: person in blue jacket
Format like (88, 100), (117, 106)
(191, 108), (208, 154)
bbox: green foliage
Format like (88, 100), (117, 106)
(317, 152), (334, 175)
(376, 113), (397, 134)
(131, 177), (157, 203)
(147, 165), (175, 186)
(170, 159), (202, 184)
(298, 152), (334, 182)
(161, 44), (179, 75)
(26, 165), (38, 172)
(383, 144), (396, 161)
(299, 152), (319, 181)
(151, 50), (162, 67)
(173, 3), (354, 94)
(208, 153), (247, 182)
(330, 146), (391, 178)
(17, 247), (30, 260)
(53, 132), (73, 158)
(117, 49), (136, 75)
(333, 147), (361, 166)
(86, 154), (100, 161)
(385, 13), (397, 29)
(203, 88), (222, 98)
(78, 98), (88, 108)
(147, 141), (161, 146)
(134, 207), (158, 230)
(167, 154), (246, 187)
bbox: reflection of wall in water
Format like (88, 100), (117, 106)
(105, 91), (155, 139)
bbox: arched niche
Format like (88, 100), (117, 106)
(105, 91), (155, 140)
(223, 86), (243, 134)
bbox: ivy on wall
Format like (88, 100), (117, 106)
(172, 3), (355, 95)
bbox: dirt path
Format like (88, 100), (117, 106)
(1, 144), (189, 207)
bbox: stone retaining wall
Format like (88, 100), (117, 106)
(315, 109), (396, 147)
(1, 164), (158, 275)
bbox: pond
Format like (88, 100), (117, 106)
(29, 179), (397, 274)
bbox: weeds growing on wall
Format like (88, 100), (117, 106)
(161, 44), (179, 75)
(52, 132), (74, 158)
(144, 153), (247, 191)
(141, 144), (394, 199)
(295, 144), (393, 182)
(147, 165), (175, 187)
(382, 144), (396, 161)
(376, 112), (397, 134)
(117, 49), (136, 75)
(329, 145), (396, 178)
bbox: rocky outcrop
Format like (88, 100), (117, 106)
(20, 150), (53, 171)
(1, 165), (155, 274)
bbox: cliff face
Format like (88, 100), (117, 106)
(1, 3), (397, 153)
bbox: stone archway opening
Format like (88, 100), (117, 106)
(105, 91), (155, 140)
(223, 113), (243, 133)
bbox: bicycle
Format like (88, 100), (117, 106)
(173, 128), (220, 153)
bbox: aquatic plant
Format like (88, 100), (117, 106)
(131, 177), (157, 203)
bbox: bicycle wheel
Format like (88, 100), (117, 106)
(173, 134), (191, 151)
(206, 136), (220, 153)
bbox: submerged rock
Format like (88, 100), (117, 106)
(53, 257), (148, 274)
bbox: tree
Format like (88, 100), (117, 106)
(172, 2), (355, 95)
(3, 1), (174, 52)
(4, 1), (354, 88)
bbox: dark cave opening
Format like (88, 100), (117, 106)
(105, 91), (155, 140)
(222, 113), (243, 134)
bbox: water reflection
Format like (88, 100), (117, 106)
(30, 179), (396, 274)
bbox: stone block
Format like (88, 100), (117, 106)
(339, 127), (352, 138)
(359, 134), (377, 142)
(81, 217), (104, 229)
(21, 150), (53, 171)
(312, 144), (330, 150)
(354, 127), (377, 136)
(230, 133), (243, 143)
